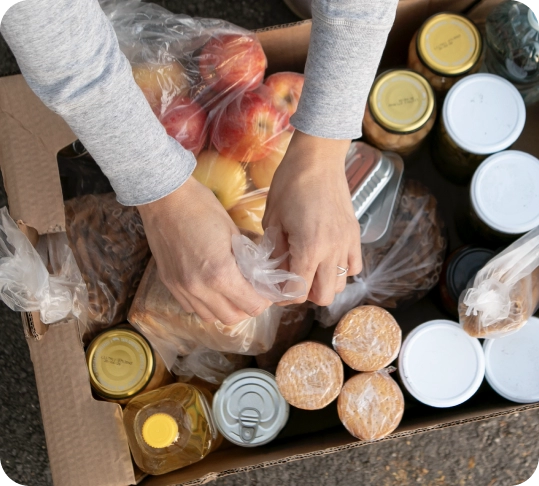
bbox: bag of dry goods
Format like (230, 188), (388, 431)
(318, 180), (447, 327)
(100, 0), (303, 234)
(128, 229), (306, 369)
(64, 193), (151, 340)
(459, 227), (539, 338)
(0, 207), (88, 329)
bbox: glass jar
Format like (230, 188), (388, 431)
(468, 150), (539, 245)
(439, 246), (496, 318)
(408, 13), (483, 97)
(483, 316), (539, 403)
(433, 73), (526, 184)
(123, 383), (219, 475)
(212, 368), (289, 447)
(85, 325), (174, 405)
(485, 1), (539, 105)
(362, 70), (436, 156)
(397, 320), (485, 408)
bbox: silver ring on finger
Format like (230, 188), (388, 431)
(337, 265), (349, 277)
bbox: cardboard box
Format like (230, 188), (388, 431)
(1, 0), (538, 485)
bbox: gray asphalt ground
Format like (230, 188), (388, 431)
(1, 1), (539, 485)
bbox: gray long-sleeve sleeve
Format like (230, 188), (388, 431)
(291, 0), (398, 140)
(1, 0), (196, 207)
(1, 0), (397, 207)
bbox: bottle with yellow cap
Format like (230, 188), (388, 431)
(362, 69), (436, 156)
(85, 324), (174, 405)
(407, 13), (483, 96)
(123, 383), (219, 475)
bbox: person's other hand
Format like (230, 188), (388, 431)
(262, 130), (362, 306)
(137, 177), (272, 324)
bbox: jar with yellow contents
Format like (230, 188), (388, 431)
(85, 325), (174, 406)
(408, 13), (483, 97)
(362, 69), (436, 156)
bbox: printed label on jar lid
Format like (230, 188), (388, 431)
(443, 74), (526, 155)
(398, 320), (485, 408)
(484, 316), (539, 404)
(471, 151), (539, 234)
(212, 369), (289, 447)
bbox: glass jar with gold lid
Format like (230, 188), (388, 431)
(362, 69), (436, 156)
(86, 324), (173, 405)
(408, 13), (483, 96)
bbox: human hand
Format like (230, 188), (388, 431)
(137, 177), (272, 324)
(262, 130), (362, 306)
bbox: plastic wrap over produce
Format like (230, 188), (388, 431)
(128, 229), (306, 369)
(101, 0), (304, 234)
(459, 227), (539, 338)
(64, 193), (151, 341)
(0, 207), (88, 328)
(318, 180), (447, 327)
(337, 370), (404, 441)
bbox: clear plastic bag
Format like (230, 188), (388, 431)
(318, 180), (447, 327)
(128, 229), (306, 370)
(64, 193), (151, 340)
(0, 207), (88, 328)
(459, 227), (539, 338)
(100, 0), (302, 224)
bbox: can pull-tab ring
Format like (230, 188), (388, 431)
(239, 408), (261, 443)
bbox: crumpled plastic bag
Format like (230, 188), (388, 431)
(0, 207), (88, 329)
(459, 227), (539, 338)
(318, 180), (447, 327)
(128, 229), (306, 369)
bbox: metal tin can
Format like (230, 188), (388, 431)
(362, 70), (436, 156)
(397, 320), (485, 408)
(212, 368), (289, 447)
(359, 151), (404, 247)
(86, 325), (173, 405)
(433, 74), (526, 184)
(468, 150), (539, 244)
(346, 142), (394, 219)
(407, 13), (483, 96)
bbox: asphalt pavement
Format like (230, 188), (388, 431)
(1, 1), (539, 485)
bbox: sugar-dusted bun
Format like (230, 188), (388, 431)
(337, 371), (404, 441)
(333, 306), (401, 372)
(276, 342), (343, 410)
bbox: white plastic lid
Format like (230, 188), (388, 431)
(471, 150), (539, 234)
(529, 8), (539, 31)
(398, 320), (485, 408)
(443, 74), (526, 155)
(483, 317), (539, 404)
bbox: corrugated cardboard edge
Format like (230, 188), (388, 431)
(27, 318), (136, 486)
(0, 75), (75, 234)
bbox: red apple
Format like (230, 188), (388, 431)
(160, 97), (208, 156)
(249, 130), (293, 189)
(211, 90), (288, 162)
(264, 72), (305, 127)
(199, 34), (267, 93)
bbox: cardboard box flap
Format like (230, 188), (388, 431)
(27, 318), (135, 486)
(0, 75), (75, 235)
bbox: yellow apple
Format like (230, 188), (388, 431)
(228, 192), (267, 235)
(249, 130), (293, 189)
(132, 61), (190, 115)
(193, 150), (247, 210)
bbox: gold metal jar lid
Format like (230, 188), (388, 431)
(369, 70), (435, 133)
(86, 328), (155, 400)
(417, 13), (482, 76)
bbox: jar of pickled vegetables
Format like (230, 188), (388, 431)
(362, 70), (436, 156)
(433, 73), (526, 184)
(408, 13), (483, 97)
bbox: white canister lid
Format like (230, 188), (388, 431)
(442, 74), (526, 155)
(483, 316), (539, 404)
(471, 150), (539, 234)
(398, 320), (485, 408)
